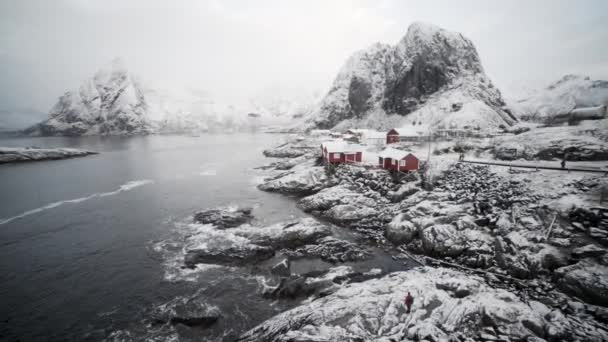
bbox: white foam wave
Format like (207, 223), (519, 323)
(0, 179), (154, 225)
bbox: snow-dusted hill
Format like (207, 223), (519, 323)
(306, 22), (517, 131)
(25, 59), (313, 136)
(508, 75), (608, 122)
(25, 59), (153, 136)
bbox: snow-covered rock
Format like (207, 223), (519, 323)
(307, 22), (516, 130)
(27, 59), (152, 136)
(238, 267), (578, 341)
(0, 146), (97, 164)
(509, 75), (608, 122)
(263, 266), (384, 300)
(385, 213), (419, 244)
(258, 161), (328, 195)
(183, 218), (331, 268)
(283, 236), (371, 263)
(493, 122), (608, 161)
(193, 206), (253, 229)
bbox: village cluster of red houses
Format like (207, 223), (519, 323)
(318, 127), (425, 172)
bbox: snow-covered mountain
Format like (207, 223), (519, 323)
(26, 59), (299, 136)
(508, 75), (608, 121)
(306, 22), (517, 131)
(26, 59), (153, 136)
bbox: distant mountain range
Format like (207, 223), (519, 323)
(23, 24), (607, 136)
(25, 59), (319, 136)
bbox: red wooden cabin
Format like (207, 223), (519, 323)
(321, 141), (363, 164)
(378, 148), (419, 172)
(386, 125), (430, 144)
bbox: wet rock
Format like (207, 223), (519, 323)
(555, 260), (608, 306)
(183, 218), (331, 268)
(270, 259), (291, 277)
(150, 295), (220, 329)
(184, 245), (275, 268)
(193, 207), (253, 229)
(283, 236), (371, 263)
(263, 266), (383, 300)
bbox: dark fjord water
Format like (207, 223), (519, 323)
(0, 134), (408, 341)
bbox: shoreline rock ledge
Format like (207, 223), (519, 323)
(237, 267), (607, 342)
(0, 147), (97, 164)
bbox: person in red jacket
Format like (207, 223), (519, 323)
(404, 291), (414, 313)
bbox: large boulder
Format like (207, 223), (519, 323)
(555, 260), (608, 306)
(193, 207), (253, 229)
(385, 213), (419, 244)
(420, 224), (466, 257)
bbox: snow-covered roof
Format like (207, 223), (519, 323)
(321, 140), (364, 153)
(378, 147), (409, 160)
(345, 129), (386, 139)
(390, 125), (430, 136)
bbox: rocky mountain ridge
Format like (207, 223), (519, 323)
(508, 74), (608, 122)
(307, 22), (517, 130)
(25, 59), (316, 136)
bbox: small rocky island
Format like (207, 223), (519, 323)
(0, 147), (97, 164)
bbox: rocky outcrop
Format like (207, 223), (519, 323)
(282, 236), (371, 263)
(308, 22), (515, 130)
(555, 260), (608, 306)
(240, 268), (606, 341)
(150, 295), (220, 329)
(193, 207), (253, 229)
(183, 218), (331, 268)
(263, 266), (384, 300)
(258, 161), (328, 196)
(0, 147), (97, 164)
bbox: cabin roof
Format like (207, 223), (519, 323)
(378, 147), (410, 160)
(321, 140), (364, 153)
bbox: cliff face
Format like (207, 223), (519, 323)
(308, 22), (516, 130)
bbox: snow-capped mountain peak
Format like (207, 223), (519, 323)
(306, 22), (515, 131)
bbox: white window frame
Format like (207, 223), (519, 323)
(399, 160), (406, 167)
(332, 152), (341, 159)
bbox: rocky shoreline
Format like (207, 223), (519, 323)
(238, 136), (608, 341)
(0, 146), (97, 164)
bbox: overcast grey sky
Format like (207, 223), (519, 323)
(1, 0), (607, 127)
